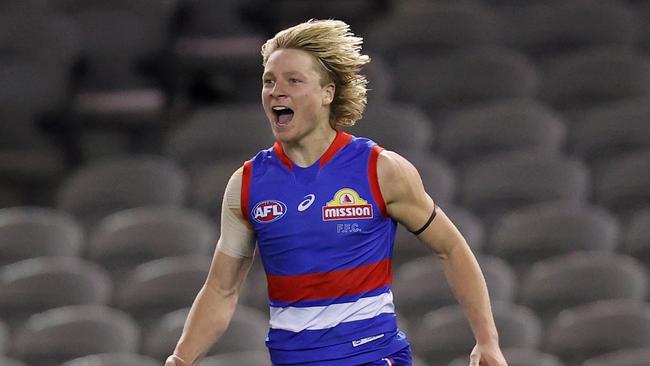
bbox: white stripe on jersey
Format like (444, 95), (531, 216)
(269, 291), (395, 332)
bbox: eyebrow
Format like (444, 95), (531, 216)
(262, 70), (308, 79)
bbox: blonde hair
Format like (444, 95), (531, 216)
(261, 19), (370, 128)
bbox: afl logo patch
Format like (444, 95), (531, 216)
(322, 188), (373, 221)
(252, 200), (287, 223)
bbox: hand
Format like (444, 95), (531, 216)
(468, 343), (508, 366)
(165, 355), (189, 366)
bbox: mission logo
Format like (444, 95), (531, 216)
(252, 200), (287, 223)
(322, 188), (373, 221)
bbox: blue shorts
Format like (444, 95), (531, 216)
(360, 346), (412, 366)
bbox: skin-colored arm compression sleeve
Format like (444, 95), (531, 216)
(215, 168), (256, 258)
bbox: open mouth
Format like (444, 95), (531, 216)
(272, 106), (294, 125)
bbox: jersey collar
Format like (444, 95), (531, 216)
(273, 130), (353, 171)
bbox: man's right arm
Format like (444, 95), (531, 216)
(165, 167), (256, 366)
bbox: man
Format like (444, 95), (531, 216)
(165, 19), (508, 366)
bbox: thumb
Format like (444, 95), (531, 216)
(469, 352), (480, 366)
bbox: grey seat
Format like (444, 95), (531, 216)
(0, 206), (84, 265)
(448, 347), (564, 366)
(545, 300), (650, 366)
(571, 97), (650, 167)
(0, 318), (7, 355)
(61, 353), (159, 366)
(488, 202), (620, 274)
(144, 305), (268, 360)
(165, 105), (272, 167)
(520, 252), (648, 323)
(439, 98), (566, 166)
(0, 356), (27, 366)
(0, 257), (112, 330)
(57, 155), (188, 229)
(624, 208), (650, 269)
(594, 149), (650, 216)
(344, 102), (434, 154)
(199, 351), (270, 366)
(540, 47), (650, 113)
(460, 152), (590, 219)
(114, 255), (212, 325)
(364, 5), (500, 63)
(394, 255), (516, 327)
(188, 159), (247, 220)
(499, 1), (639, 62)
(397, 152), (457, 208)
(10, 305), (140, 366)
(88, 206), (216, 277)
(393, 47), (540, 116)
(582, 347), (650, 366)
(412, 302), (542, 365)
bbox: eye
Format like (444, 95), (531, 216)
(289, 78), (301, 84)
(263, 79), (275, 87)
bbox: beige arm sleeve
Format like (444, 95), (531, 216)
(215, 167), (256, 258)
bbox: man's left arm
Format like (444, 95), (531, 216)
(376, 150), (507, 366)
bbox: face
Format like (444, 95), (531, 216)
(261, 48), (335, 144)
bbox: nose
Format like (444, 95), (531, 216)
(270, 81), (287, 98)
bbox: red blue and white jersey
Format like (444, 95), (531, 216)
(241, 131), (409, 365)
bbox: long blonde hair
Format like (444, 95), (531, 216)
(261, 19), (370, 128)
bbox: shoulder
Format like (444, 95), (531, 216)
(377, 150), (424, 204)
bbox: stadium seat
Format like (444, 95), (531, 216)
(0, 318), (7, 355)
(488, 202), (620, 274)
(10, 305), (140, 366)
(393, 47), (540, 116)
(460, 152), (590, 219)
(364, 5), (500, 63)
(88, 206), (217, 278)
(362, 53), (395, 102)
(545, 300), (650, 366)
(165, 105), (272, 167)
(393, 255), (516, 327)
(0, 257), (112, 330)
(448, 347), (564, 366)
(593, 149), (650, 216)
(498, 1), (639, 61)
(344, 102), (434, 153)
(114, 255), (212, 325)
(624, 208), (650, 269)
(62, 1), (179, 125)
(438, 98), (566, 166)
(61, 353), (160, 366)
(144, 305), (268, 360)
(56, 155), (188, 229)
(0, 356), (27, 366)
(187, 159), (247, 220)
(411, 302), (542, 365)
(199, 351), (270, 366)
(540, 47), (650, 113)
(582, 347), (650, 366)
(0, 206), (84, 265)
(519, 252), (648, 323)
(570, 97), (650, 167)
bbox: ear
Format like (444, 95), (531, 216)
(322, 82), (335, 106)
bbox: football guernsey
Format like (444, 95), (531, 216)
(241, 131), (409, 365)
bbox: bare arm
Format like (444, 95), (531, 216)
(166, 167), (256, 366)
(377, 151), (506, 366)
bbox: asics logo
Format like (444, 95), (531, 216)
(298, 194), (316, 212)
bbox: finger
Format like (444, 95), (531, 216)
(468, 353), (480, 366)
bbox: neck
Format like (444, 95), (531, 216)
(281, 126), (338, 168)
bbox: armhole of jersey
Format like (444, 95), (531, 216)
(241, 160), (252, 223)
(369, 145), (388, 219)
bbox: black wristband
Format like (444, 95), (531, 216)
(411, 204), (437, 236)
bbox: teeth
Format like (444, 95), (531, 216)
(272, 106), (289, 111)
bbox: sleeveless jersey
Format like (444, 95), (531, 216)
(242, 131), (409, 365)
